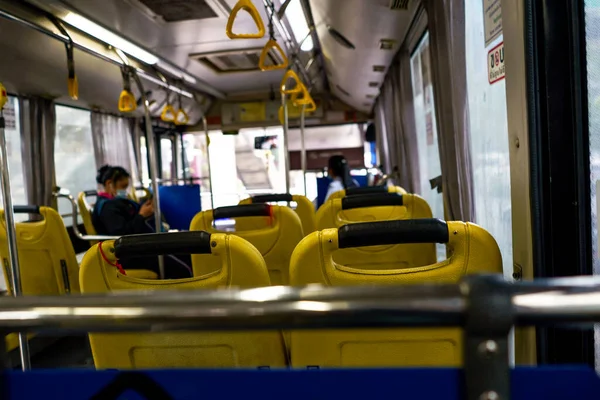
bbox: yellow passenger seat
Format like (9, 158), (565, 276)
(0, 206), (80, 296)
(239, 193), (316, 234)
(190, 204), (303, 285)
(317, 193), (432, 230)
(80, 231), (287, 369)
(316, 193), (436, 269)
(78, 191), (157, 279)
(327, 185), (407, 201)
(78, 190), (98, 242)
(289, 219), (503, 367)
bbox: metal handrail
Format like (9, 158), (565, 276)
(54, 191), (120, 242)
(0, 275), (600, 333)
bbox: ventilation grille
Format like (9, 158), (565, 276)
(373, 65), (386, 72)
(389, 0), (410, 10)
(191, 48), (285, 73)
(379, 39), (396, 50)
(138, 0), (218, 22)
(368, 82), (379, 87)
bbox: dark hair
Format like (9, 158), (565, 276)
(96, 165), (131, 186)
(328, 155), (357, 189)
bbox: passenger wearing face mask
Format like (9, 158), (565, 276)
(92, 165), (192, 279)
(92, 165), (154, 236)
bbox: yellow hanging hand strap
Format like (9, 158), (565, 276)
(174, 109), (190, 126)
(161, 104), (176, 122)
(292, 83), (313, 106)
(226, 0), (266, 39)
(118, 67), (137, 113)
(280, 69), (303, 94)
(259, 39), (289, 71)
(0, 82), (7, 109)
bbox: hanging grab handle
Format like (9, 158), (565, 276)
(280, 69), (303, 94)
(47, 15), (78, 100)
(292, 83), (313, 106)
(0, 82), (7, 109)
(114, 231), (213, 258)
(161, 104), (176, 122)
(226, 0), (266, 39)
(174, 109), (190, 125)
(337, 219), (450, 249)
(304, 98), (317, 112)
(259, 40), (289, 71)
(118, 67), (137, 113)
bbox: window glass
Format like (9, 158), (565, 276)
(54, 106), (95, 225)
(584, 0), (600, 372)
(3, 96), (27, 211)
(464, 0), (513, 279)
(182, 133), (212, 211)
(410, 32), (445, 260)
(161, 138), (173, 183)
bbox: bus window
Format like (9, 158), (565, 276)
(3, 96), (26, 218)
(54, 105), (95, 226)
(411, 32), (445, 260)
(465, 0), (513, 279)
(584, 0), (600, 372)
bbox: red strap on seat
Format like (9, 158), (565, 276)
(98, 241), (127, 275)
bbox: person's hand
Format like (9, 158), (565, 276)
(139, 200), (154, 218)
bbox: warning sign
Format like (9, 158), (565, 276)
(3, 100), (15, 130)
(488, 42), (505, 84)
(483, 0), (502, 46)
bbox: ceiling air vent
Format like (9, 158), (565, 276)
(373, 65), (386, 72)
(138, 0), (218, 22)
(191, 47), (286, 73)
(368, 82), (380, 87)
(327, 26), (356, 50)
(366, 94), (376, 99)
(379, 39), (396, 50)
(389, 0), (410, 10)
(335, 84), (351, 97)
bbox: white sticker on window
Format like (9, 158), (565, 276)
(3, 100), (15, 130)
(488, 42), (505, 84)
(483, 0), (503, 46)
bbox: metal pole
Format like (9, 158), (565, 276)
(281, 93), (291, 193)
(202, 117), (214, 210)
(0, 102), (31, 370)
(300, 104), (307, 196)
(132, 73), (165, 278)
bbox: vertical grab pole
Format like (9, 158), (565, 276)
(202, 117), (214, 210)
(300, 104), (307, 196)
(281, 93), (291, 193)
(132, 73), (165, 278)
(0, 92), (31, 370)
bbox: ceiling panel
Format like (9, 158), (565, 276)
(138, 0), (218, 22)
(309, 0), (415, 113)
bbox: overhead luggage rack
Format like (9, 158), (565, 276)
(1, 274), (600, 398)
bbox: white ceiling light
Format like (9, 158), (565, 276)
(157, 60), (198, 85)
(285, 0), (313, 52)
(63, 12), (159, 65)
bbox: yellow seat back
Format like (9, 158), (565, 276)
(327, 185), (407, 201)
(0, 206), (80, 296)
(289, 219), (503, 367)
(190, 204), (303, 285)
(240, 193), (316, 235)
(80, 231), (287, 369)
(317, 193), (436, 269)
(77, 191), (98, 243)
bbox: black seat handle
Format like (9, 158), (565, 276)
(251, 193), (293, 203)
(338, 219), (449, 248)
(114, 231), (212, 258)
(213, 204), (271, 220)
(84, 190), (98, 196)
(345, 186), (388, 196)
(12, 205), (41, 214)
(341, 193), (404, 210)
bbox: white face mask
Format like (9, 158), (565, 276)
(115, 189), (128, 199)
